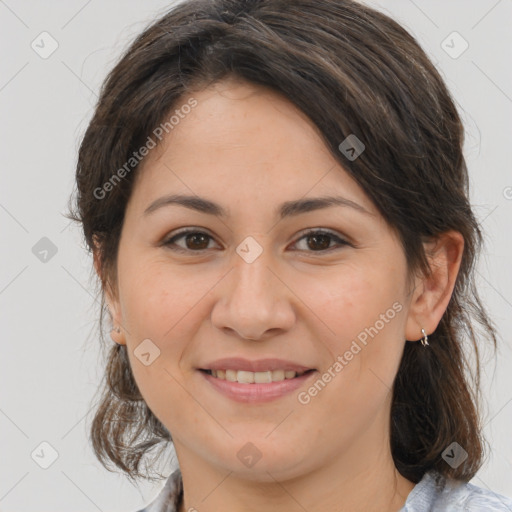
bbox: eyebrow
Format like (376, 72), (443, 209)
(143, 193), (374, 219)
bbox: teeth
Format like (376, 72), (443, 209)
(210, 369), (305, 383)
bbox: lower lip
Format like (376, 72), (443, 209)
(199, 370), (317, 403)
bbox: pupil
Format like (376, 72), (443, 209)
(308, 234), (330, 250)
(187, 233), (208, 249)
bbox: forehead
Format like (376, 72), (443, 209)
(129, 78), (376, 217)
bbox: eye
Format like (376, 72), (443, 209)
(291, 229), (351, 252)
(163, 229), (218, 252)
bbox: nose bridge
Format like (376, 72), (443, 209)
(231, 242), (278, 318)
(211, 237), (295, 339)
(233, 248), (273, 302)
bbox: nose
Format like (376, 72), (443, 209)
(210, 245), (296, 341)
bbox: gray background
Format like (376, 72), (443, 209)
(1, 0), (511, 510)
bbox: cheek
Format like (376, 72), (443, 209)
(293, 264), (395, 340)
(116, 264), (190, 378)
(119, 260), (202, 340)
(118, 265), (205, 424)
(293, 262), (406, 383)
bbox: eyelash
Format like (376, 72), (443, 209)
(162, 228), (352, 254)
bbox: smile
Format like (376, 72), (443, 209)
(199, 368), (317, 403)
(203, 368), (312, 383)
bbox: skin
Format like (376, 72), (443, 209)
(96, 77), (464, 512)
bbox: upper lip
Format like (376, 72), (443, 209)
(200, 357), (315, 373)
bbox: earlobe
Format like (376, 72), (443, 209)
(110, 324), (126, 345)
(107, 298), (127, 345)
(105, 292), (126, 345)
(405, 230), (464, 342)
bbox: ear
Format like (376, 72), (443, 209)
(405, 230), (464, 342)
(92, 235), (126, 345)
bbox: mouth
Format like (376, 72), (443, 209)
(198, 367), (318, 403)
(199, 368), (316, 384)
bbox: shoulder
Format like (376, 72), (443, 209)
(134, 468), (183, 512)
(402, 470), (512, 511)
(455, 480), (512, 511)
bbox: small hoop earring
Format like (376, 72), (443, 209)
(420, 328), (429, 347)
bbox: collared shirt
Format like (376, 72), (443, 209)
(136, 467), (512, 511)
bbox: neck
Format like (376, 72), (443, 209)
(174, 411), (416, 512)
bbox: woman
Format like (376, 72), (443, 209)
(67, 0), (512, 510)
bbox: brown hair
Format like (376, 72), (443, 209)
(66, 0), (497, 485)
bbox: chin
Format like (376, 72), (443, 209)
(208, 438), (311, 482)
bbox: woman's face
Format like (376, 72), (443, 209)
(105, 78), (421, 480)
